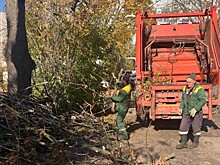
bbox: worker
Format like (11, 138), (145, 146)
(111, 74), (131, 140)
(176, 72), (206, 149)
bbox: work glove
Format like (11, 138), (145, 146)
(178, 109), (182, 115)
(190, 108), (197, 117)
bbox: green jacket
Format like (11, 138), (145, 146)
(179, 84), (206, 114)
(112, 84), (131, 112)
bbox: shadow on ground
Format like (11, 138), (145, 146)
(127, 118), (220, 136)
(202, 119), (220, 132)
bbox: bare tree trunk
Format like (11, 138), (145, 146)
(5, 0), (35, 95)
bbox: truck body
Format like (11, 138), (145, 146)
(135, 6), (220, 121)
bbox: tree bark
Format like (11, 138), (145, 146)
(5, 0), (35, 95)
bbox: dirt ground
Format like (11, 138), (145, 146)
(123, 109), (220, 165)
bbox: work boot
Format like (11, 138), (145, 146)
(117, 134), (129, 141)
(117, 129), (129, 141)
(176, 135), (188, 149)
(189, 135), (200, 149)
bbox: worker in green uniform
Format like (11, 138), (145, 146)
(176, 72), (206, 149)
(112, 75), (131, 140)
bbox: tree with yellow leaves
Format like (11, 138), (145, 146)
(26, 0), (152, 112)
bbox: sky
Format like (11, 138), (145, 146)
(0, 0), (5, 12)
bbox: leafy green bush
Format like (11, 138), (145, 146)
(26, 0), (151, 113)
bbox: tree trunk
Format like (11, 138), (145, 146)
(5, 0), (35, 95)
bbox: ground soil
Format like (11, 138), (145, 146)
(123, 109), (220, 165)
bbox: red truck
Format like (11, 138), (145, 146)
(135, 6), (220, 121)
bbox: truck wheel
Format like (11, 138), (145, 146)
(136, 114), (146, 122)
(136, 107), (149, 122)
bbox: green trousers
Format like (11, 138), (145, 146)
(116, 108), (128, 138)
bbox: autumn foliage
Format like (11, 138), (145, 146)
(26, 0), (152, 113)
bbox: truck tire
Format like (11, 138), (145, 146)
(136, 107), (149, 122)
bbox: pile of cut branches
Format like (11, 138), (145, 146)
(0, 93), (129, 164)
